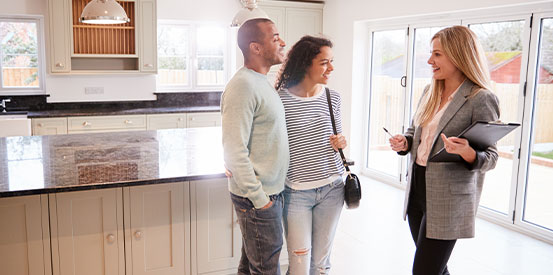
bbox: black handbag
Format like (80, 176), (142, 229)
(325, 88), (362, 209)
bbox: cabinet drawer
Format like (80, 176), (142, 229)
(32, 117), (68, 136)
(187, 112), (221, 128)
(147, 113), (186, 130)
(68, 115), (147, 132)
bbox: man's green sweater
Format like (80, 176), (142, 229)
(221, 67), (289, 208)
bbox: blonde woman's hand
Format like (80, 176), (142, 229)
(330, 134), (347, 151)
(440, 133), (476, 163)
(389, 134), (408, 152)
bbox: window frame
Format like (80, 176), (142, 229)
(0, 15), (46, 95)
(156, 20), (231, 92)
(515, 11), (553, 243)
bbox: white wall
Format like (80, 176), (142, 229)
(158, 0), (240, 21)
(322, 0), (546, 168)
(0, 0), (241, 102)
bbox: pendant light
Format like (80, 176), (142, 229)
(80, 0), (130, 25)
(231, 0), (269, 27)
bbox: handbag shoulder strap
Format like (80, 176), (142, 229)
(325, 87), (351, 172)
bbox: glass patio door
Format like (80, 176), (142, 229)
(519, 14), (553, 233)
(467, 18), (529, 216)
(365, 28), (408, 181)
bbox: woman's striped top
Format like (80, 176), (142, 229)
(278, 87), (345, 190)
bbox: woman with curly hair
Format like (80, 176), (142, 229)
(275, 35), (347, 275)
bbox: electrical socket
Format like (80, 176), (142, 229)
(85, 87), (104, 95)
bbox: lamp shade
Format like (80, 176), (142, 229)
(80, 0), (130, 24)
(231, 0), (269, 27)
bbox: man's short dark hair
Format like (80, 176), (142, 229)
(237, 18), (273, 60)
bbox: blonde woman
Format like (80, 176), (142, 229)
(389, 26), (500, 275)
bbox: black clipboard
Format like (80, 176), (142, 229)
(429, 120), (520, 162)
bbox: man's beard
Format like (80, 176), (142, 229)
(263, 50), (284, 66)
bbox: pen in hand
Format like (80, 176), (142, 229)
(383, 127), (394, 138)
(385, 127), (407, 152)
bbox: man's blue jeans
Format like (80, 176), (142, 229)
(231, 192), (284, 275)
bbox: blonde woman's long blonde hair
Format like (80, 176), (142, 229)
(414, 25), (492, 127)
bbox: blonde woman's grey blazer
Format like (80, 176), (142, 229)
(400, 79), (500, 240)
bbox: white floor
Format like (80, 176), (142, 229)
(329, 175), (553, 275)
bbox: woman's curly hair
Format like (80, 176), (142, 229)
(275, 35), (333, 91)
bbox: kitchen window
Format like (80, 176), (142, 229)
(0, 16), (46, 94)
(157, 21), (230, 91)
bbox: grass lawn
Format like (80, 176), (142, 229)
(533, 150), (553, 160)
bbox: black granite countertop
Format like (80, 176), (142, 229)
(1, 92), (222, 118)
(0, 127), (225, 197)
(26, 105), (220, 118)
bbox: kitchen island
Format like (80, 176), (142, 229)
(0, 127), (286, 275)
(0, 127), (225, 197)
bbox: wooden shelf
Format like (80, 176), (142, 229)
(72, 0), (136, 55)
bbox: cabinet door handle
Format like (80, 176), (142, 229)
(55, 62), (64, 68)
(134, 230), (143, 240)
(38, 123), (44, 127)
(143, 64), (153, 68)
(83, 121), (91, 127)
(106, 234), (116, 244)
(124, 120), (133, 124)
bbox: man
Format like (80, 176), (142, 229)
(221, 18), (289, 275)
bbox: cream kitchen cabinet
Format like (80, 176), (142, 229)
(0, 194), (51, 275)
(258, 0), (323, 83)
(49, 182), (188, 275)
(67, 115), (147, 134)
(32, 115), (148, 136)
(31, 112), (220, 136)
(49, 188), (125, 275)
(146, 112), (221, 130)
(258, 1), (323, 50)
(32, 117), (68, 136)
(146, 113), (187, 130)
(186, 112), (221, 128)
(47, 0), (157, 73)
(138, 0), (158, 73)
(190, 178), (241, 275)
(125, 182), (189, 275)
(190, 178), (287, 275)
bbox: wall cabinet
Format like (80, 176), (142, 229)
(48, 0), (157, 74)
(258, 1), (323, 50)
(0, 195), (50, 275)
(257, 1), (323, 83)
(138, 0), (158, 73)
